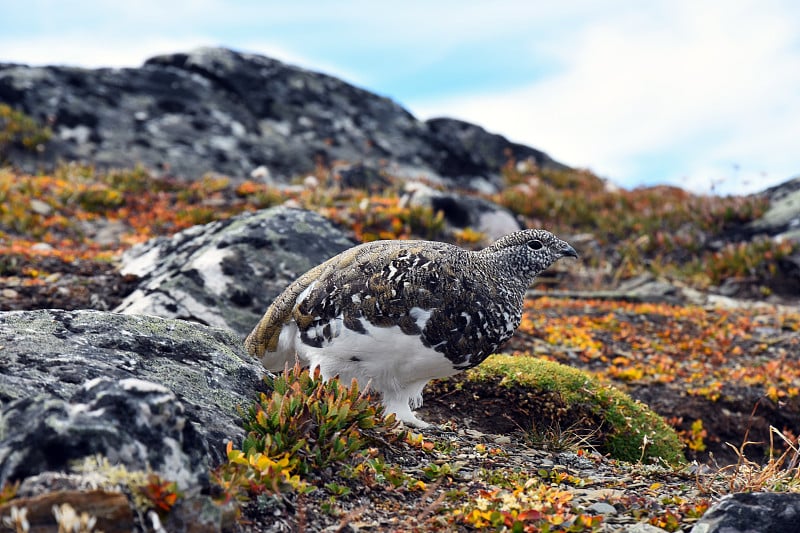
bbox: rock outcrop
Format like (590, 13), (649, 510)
(748, 176), (800, 239)
(690, 492), (800, 533)
(0, 309), (267, 490)
(0, 47), (566, 191)
(114, 206), (355, 339)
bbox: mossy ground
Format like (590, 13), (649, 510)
(422, 354), (685, 466)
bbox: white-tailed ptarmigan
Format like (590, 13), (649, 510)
(245, 229), (577, 428)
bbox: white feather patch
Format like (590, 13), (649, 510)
(292, 318), (460, 426)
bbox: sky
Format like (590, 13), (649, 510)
(1, 1), (799, 196)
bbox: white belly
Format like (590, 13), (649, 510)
(262, 316), (462, 428)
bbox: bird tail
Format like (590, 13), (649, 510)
(245, 320), (301, 371)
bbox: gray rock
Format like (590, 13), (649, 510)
(403, 182), (521, 242)
(616, 274), (685, 304)
(690, 492), (800, 533)
(115, 206), (355, 339)
(333, 162), (393, 190)
(426, 117), (567, 191)
(0, 47), (566, 189)
(759, 175), (800, 203)
(749, 178), (800, 240)
(0, 309), (267, 488)
(732, 178), (800, 297)
(0, 378), (203, 489)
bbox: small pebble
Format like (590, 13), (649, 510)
(580, 488), (625, 500)
(30, 199), (52, 216)
(1, 289), (18, 299)
(30, 242), (54, 251)
(462, 429), (485, 439)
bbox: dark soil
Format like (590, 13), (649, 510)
(0, 255), (139, 311)
(420, 377), (605, 448)
(630, 382), (800, 465)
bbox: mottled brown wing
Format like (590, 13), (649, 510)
(290, 242), (468, 349)
(243, 246), (361, 355)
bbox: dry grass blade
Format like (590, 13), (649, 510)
(524, 420), (601, 455)
(697, 426), (800, 495)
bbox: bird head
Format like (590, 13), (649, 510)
(480, 229), (578, 281)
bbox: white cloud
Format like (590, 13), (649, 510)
(409, 1), (800, 194)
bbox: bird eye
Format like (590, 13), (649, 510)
(527, 240), (543, 250)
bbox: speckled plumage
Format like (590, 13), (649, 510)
(245, 229), (577, 427)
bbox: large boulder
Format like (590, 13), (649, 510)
(0, 47), (566, 190)
(115, 206), (355, 339)
(0, 309), (267, 489)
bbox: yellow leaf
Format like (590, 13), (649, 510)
(767, 385), (780, 403)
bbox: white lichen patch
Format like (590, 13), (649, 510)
(119, 378), (171, 394)
(187, 247), (233, 297)
(120, 246), (162, 277)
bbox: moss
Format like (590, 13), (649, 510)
(466, 354), (685, 465)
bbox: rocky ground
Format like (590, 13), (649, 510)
(3, 253), (797, 468)
(0, 170), (798, 530)
(234, 423), (709, 532)
(2, 251), (798, 532)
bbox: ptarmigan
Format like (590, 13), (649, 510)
(245, 229), (577, 428)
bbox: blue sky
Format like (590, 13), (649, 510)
(2, 1), (799, 196)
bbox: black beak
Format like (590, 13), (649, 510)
(561, 244), (578, 259)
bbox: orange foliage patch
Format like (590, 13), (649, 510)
(516, 297), (800, 403)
